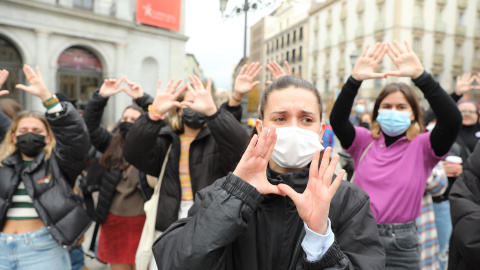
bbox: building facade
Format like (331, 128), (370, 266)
(309, 0), (480, 107)
(0, 0), (187, 123)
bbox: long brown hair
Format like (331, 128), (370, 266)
(371, 82), (423, 140)
(251, 75), (323, 138)
(0, 111), (56, 163)
(99, 104), (142, 170)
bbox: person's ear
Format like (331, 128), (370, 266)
(255, 119), (263, 134)
(45, 134), (51, 144)
(319, 122), (326, 141)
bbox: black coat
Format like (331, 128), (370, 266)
(123, 105), (248, 231)
(0, 102), (90, 250)
(449, 141), (480, 270)
(153, 169), (385, 269)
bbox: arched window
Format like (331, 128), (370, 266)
(57, 46), (102, 107)
(0, 36), (24, 102)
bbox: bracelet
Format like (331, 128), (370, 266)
(42, 95), (59, 107)
(148, 105), (166, 120)
(231, 94), (242, 102)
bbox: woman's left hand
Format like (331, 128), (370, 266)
(385, 41), (424, 79)
(16, 65), (52, 101)
(122, 78), (144, 99)
(181, 76), (217, 116)
(278, 147), (345, 234)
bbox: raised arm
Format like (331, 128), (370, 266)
(83, 78), (124, 153)
(385, 41), (462, 156)
(123, 78), (186, 176)
(16, 65), (90, 186)
(331, 43), (387, 148)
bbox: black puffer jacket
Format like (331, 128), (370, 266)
(83, 91), (147, 223)
(449, 141), (480, 270)
(0, 102), (90, 250)
(123, 105), (248, 231)
(153, 168), (385, 269)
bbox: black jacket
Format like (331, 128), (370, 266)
(83, 91), (147, 223)
(0, 102), (91, 250)
(449, 141), (480, 270)
(123, 105), (248, 231)
(153, 168), (386, 269)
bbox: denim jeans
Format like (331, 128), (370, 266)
(377, 222), (420, 270)
(69, 245), (86, 270)
(0, 227), (71, 270)
(433, 201), (451, 270)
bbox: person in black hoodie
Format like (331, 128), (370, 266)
(448, 140), (480, 269)
(151, 75), (385, 269)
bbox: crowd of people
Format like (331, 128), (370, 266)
(0, 40), (479, 270)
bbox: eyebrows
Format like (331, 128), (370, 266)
(270, 110), (317, 116)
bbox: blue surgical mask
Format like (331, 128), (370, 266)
(376, 109), (412, 137)
(355, 104), (365, 114)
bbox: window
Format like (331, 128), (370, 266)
(266, 44), (269, 55)
(292, 49), (296, 63)
(413, 38), (421, 51)
(281, 36), (284, 48)
(456, 44), (462, 57)
(73, 0), (93, 10)
(299, 46), (303, 61)
(374, 78), (382, 89)
(458, 12), (464, 26)
(325, 80), (330, 93)
(286, 51), (289, 62)
(377, 4), (384, 20)
(433, 74), (440, 81)
(435, 42), (442, 54)
(475, 47), (480, 59)
(299, 65), (302, 76)
(292, 67), (295, 74)
(452, 76), (458, 92)
(276, 39), (279, 50)
(299, 27), (303, 40)
(287, 34), (290, 46)
(293, 30), (297, 43)
(477, 16), (480, 29)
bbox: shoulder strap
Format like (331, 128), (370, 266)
(350, 140), (374, 183)
(154, 144), (173, 193)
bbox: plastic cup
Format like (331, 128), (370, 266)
(445, 156), (462, 164)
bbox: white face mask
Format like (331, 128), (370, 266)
(264, 125), (324, 169)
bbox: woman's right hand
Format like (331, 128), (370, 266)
(233, 127), (284, 195)
(266, 61), (291, 85)
(16, 65), (52, 101)
(455, 73), (480, 96)
(351, 43), (388, 81)
(150, 78), (186, 118)
(98, 77), (125, 98)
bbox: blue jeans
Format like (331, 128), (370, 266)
(69, 245), (86, 270)
(0, 227), (71, 270)
(433, 201), (451, 270)
(377, 222), (420, 270)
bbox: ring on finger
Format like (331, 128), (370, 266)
(259, 153), (265, 158)
(27, 77), (33, 81)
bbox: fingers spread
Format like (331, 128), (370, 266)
(155, 79), (162, 95)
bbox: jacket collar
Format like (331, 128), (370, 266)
(266, 166), (309, 194)
(2, 151), (46, 172)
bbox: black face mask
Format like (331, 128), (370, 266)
(359, 122), (370, 130)
(118, 121), (133, 138)
(182, 108), (207, 129)
(15, 132), (46, 158)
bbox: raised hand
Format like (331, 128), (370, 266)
(150, 78), (185, 119)
(234, 62), (263, 94)
(266, 61), (291, 85)
(233, 127), (283, 195)
(122, 78), (144, 99)
(277, 147), (345, 234)
(16, 65), (52, 101)
(456, 73), (479, 96)
(98, 77), (125, 98)
(351, 43), (388, 81)
(385, 40), (424, 79)
(181, 76), (217, 116)
(0, 69), (9, 89)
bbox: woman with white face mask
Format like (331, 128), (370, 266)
(330, 41), (462, 269)
(151, 75), (385, 269)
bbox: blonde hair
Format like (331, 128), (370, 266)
(0, 111), (56, 163)
(371, 120), (421, 141)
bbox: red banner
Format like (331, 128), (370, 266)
(136, 0), (181, 31)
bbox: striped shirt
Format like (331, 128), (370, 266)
(6, 160), (39, 220)
(179, 134), (195, 201)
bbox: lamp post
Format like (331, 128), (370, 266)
(219, 0), (278, 125)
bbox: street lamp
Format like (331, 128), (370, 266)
(349, 50), (357, 71)
(219, 0), (278, 125)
